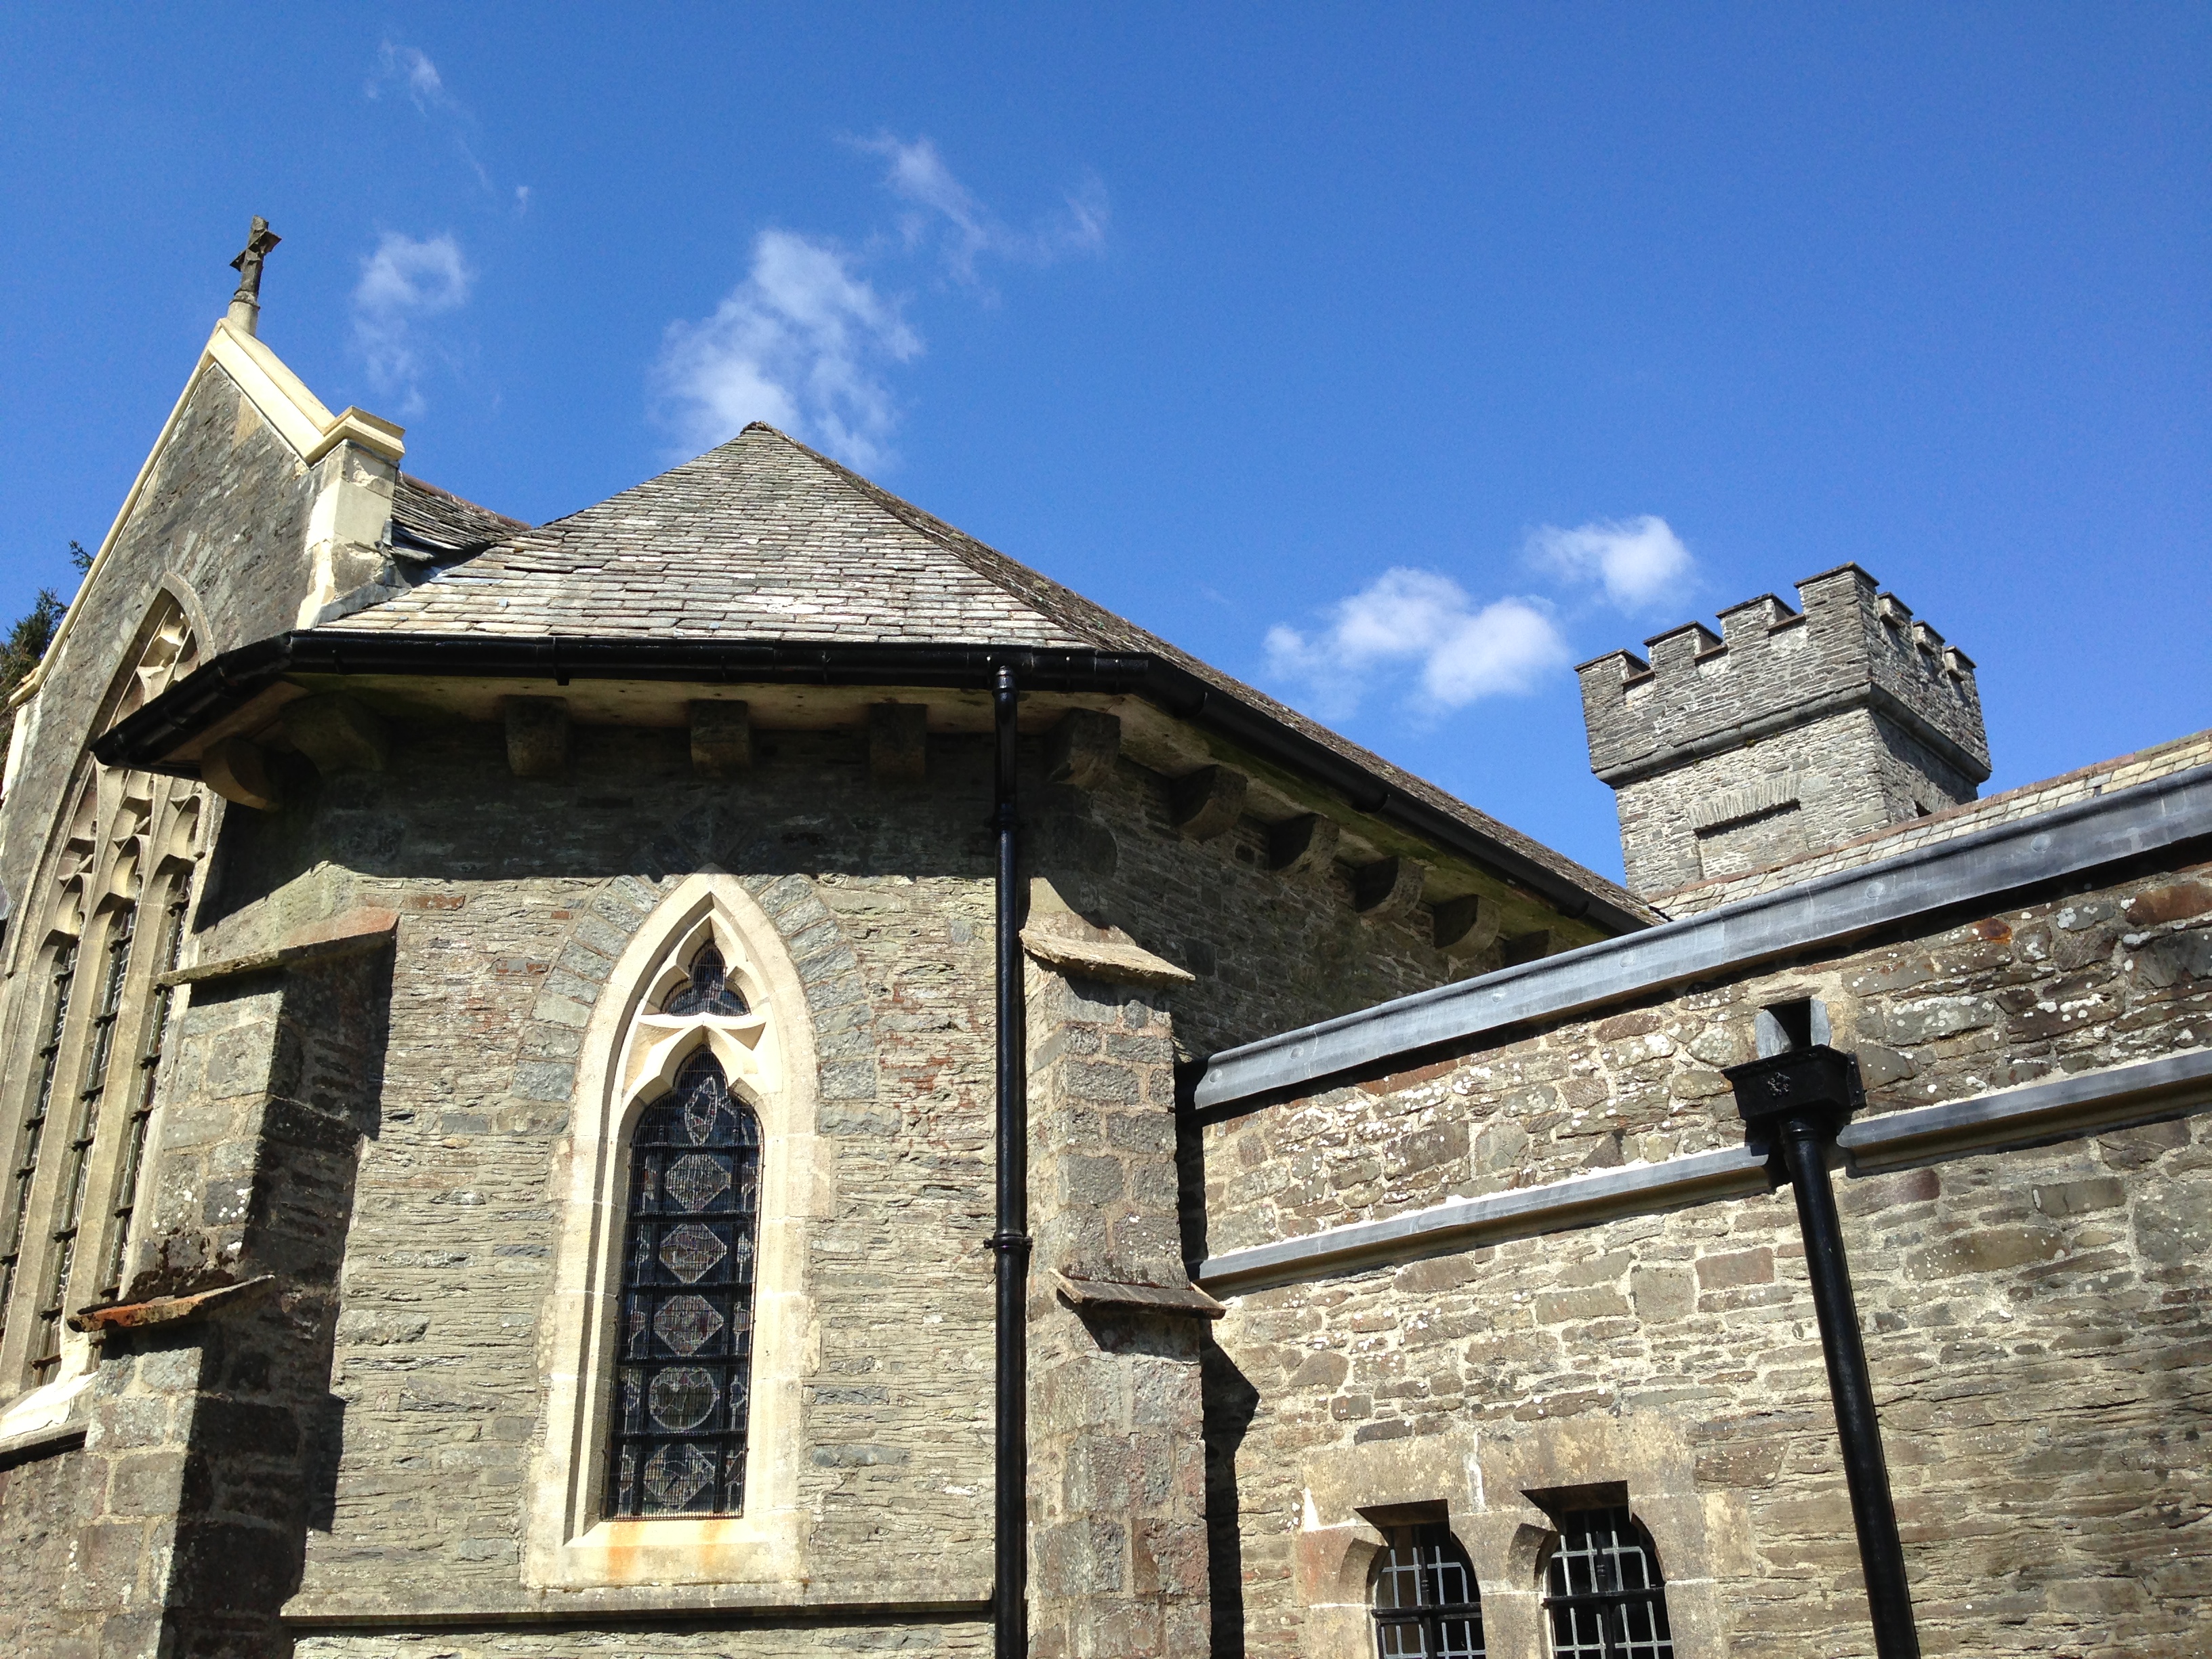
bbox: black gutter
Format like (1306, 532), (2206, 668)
(90, 629), (1648, 937)
(988, 665), (1031, 1659)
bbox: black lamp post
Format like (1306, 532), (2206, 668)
(1723, 1044), (1921, 1659)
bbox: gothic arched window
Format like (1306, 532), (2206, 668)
(1372, 1523), (1486, 1658)
(1543, 1507), (1675, 1659)
(607, 1048), (761, 1518)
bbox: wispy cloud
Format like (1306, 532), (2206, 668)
(658, 137), (1103, 467)
(351, 232), (472, 414)
(366, 41), (520, 204)
(1265, 569), (1571, 722)
(1528, 514), (1694, 611)
(655, 230), (922, 469)
(367, 42), (453, 114)
(858, 134), (1108, 283)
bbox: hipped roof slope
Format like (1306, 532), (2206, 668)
(330, 424), (1649, 922)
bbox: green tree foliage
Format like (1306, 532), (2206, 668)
(0, 576), (72, 756)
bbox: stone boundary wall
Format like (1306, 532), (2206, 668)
(1197, 860), (2212, 1656)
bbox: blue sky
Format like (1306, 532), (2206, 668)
(3, 5), (2205, 882)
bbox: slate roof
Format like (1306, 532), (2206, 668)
(391, 474), (531, 558)
(339, 426), (1650, 921)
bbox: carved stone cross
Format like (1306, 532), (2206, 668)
(230, 216), (281, 305)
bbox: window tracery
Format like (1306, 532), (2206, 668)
(604, 937), (771, 1519)
(0, 596), (207, 1385)
(1371, 1523), (1485, 1658)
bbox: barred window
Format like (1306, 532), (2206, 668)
(1544, 1507), (1675, 1659)
(607, 1049), (760, 1517)
(0, 943), (77, 1347)
(1372, 1523), (1485, 1658)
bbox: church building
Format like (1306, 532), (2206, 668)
(0, 230), (2205, 1659)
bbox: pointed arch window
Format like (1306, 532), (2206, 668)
(1543, 1507), (1675, 1659)
(1372, 1523), (1486, 1658)
(608, 1049), (761, 1517)
(0, 594), (207, 1383)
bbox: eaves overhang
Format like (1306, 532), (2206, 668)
(92, 629), (1655, 939)
(1193, 758), (2212, 1117)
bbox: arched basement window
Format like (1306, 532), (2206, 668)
(1544, 1507), (1675, 1659)
(607, 1048), (760, 1518)
(1372, 1522), (1486, 1658)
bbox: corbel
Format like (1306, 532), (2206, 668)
(1170, 765), (1246, 841)
(281, 693), (389, 774)
(1043, 709), (1120, 790)
(505, 697), (569, 779)
(868, 702), (928, 784)
(1353, 856), (1427, 918)
(689, 700), (752, 777)
(1266, 813), (1339, 874)
(201, 737), (281, 811)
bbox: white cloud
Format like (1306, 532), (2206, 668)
(1528, 514), (1694, 611)
(369, 42), (454, 114)
(350, 232), (472, 413)
(1265, 568), (1571, 720)
(655, 230), (922, 469)
(858, 134), (1108, 282)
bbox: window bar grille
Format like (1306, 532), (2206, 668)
(1542, 1507), (1675, 1659)
(1371, 1523), (1486, 1658)
(0, 943), (78, 1351)
(100, 891), (187, 1300)
(31, 908), (135, 1380)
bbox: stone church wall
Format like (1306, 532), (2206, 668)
(1050, 762), (1471, 1064)
(0, 363), (314, 952)
(1200, 858), (2212, 1656)
(262, 722), (1007, 1625)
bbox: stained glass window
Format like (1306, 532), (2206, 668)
(1372, 1523), (1485, 1658)
(100, 888), (188, 1299)
(0, 943), (76, 1349)
(1544, 1507), (1675, 1659)
(661, 944), (748, 1017)
(607, 1048), (760, 1517)
(31, 906), (135, 1379)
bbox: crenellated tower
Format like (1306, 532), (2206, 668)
(1577, 563), (1990, 899)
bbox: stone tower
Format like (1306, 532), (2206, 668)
(1577, 563), (1990, 899)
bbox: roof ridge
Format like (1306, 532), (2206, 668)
(757, 425), (1650, 921)
(396, 472), (531, 533)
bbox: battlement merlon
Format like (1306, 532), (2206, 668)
(1577, 562), (1991, 788)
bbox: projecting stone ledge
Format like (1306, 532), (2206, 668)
(1053, 1270), (1226, 1320)
(1021, 909), (1195, 990)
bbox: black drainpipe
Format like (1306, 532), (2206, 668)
(1724, 1044), (1920, 1659)
(989, 663), (1031, 1658)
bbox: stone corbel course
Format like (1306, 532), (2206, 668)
(1171, 764), (1246, 840)
(868, 701), (928, 783)
(504, 696), (569, 778)
(1044, 708), (1120, 790)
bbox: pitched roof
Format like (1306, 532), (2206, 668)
(391, 474), (529, 557)
(334, 425), (1650, 922)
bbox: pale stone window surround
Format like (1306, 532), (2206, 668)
(1286, 1416), (1745, 1658)
(0, 592), (207, 1403)
(527, 871), (824, 1591)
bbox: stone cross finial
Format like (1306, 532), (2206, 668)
(227, 216), (281, 335)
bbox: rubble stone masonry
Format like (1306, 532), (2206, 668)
(1201, 857), (2212, 1656)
